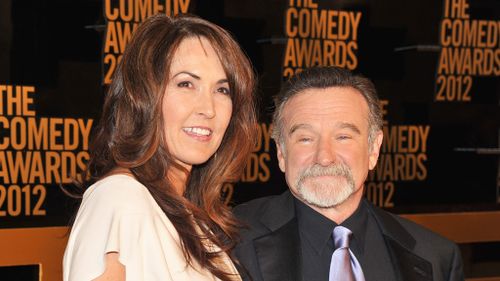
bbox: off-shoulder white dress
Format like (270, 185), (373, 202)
(63, 174), (241, 281)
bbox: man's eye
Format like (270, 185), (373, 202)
(298, 137), (312, 143)
(337, 135), (351, 140)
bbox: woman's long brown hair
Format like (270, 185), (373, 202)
(84, 13), (257, 280)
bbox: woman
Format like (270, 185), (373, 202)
(63, 13), (256, 281)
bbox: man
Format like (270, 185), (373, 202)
(233, 67), (464, 281)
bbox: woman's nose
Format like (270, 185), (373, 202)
(195, 88), (216, 118)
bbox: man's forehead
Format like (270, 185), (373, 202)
(281, 87), (369, 126)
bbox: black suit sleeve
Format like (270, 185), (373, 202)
(446, 243), (465, 281)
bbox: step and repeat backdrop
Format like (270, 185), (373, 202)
(0, 0), (499, 280)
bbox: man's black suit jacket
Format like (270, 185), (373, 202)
(233, 191), (464, 281)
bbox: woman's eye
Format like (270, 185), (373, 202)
(217, 87), (230, 95)
(177, 81), (192, 88)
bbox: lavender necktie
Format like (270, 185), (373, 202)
(328, 226), (365, 281)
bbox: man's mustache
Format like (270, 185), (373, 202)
(298, 163), (353, 183)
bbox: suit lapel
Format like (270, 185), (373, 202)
(254, 192), (302, 281)
(384, 237), (433, 281)
(254, 219), (301, 281)
(366, 201), (433, 281)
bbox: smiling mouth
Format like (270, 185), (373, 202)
(183, 127), (213, 137)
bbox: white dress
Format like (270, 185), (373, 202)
(63, 174), (241, 281)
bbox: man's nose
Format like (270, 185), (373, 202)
(315, 137), (335, 166)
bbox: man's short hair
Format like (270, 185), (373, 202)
(272, 66), (383, 147)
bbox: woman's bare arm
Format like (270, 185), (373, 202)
(92, 253), (125, 281)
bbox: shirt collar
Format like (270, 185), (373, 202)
(294, 197), (368, 256)
(341, 199), (368, 257)
(294, 197), (336, 255)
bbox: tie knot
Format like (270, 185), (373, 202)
(333, 225), (352, 249)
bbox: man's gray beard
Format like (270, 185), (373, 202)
(294, 163), (355, 208)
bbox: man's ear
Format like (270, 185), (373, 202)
(276, 142), (286, 173)
(368, 130), (383, 170)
